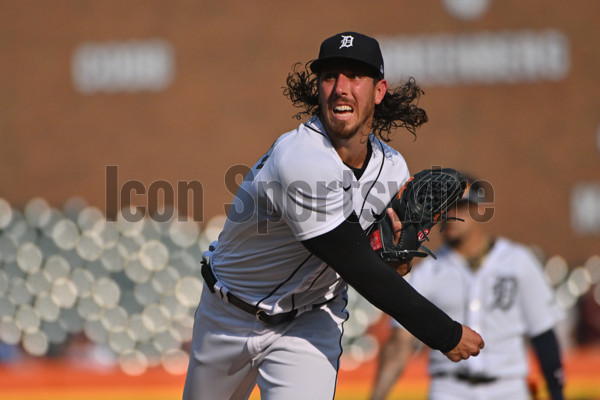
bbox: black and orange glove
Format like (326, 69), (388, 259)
(366, 167), (467, 263)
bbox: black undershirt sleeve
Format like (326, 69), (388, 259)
(302, 213), (462, 353)
(530, 329), (565, 400)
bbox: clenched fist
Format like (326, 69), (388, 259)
(444, 325), (485, 362)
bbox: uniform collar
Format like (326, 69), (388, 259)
(304, 116), (326, 137)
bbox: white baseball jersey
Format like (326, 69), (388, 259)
(184, 116), (411, 399)
(396, 237), (564, 379)
(209, 115), (409, 315)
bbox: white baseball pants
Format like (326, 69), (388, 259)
(429, 375), (530, 400)
(182, 284), (348, 400)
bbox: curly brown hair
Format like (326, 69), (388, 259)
(283, 62), (429, 142)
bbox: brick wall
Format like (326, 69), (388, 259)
(1, 0), (599, 263)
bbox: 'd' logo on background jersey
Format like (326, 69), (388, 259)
(491, 276), (517, 310)
(340, 35), (354, 49)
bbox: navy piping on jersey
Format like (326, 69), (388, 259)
(332, 291), (350, 398)
(255, 253), (313, 308)
(291, 264), (341, 310)
(303, 122), (327, 138)
(307, 264), (339, 292)
(304, 122), (389, 218)
(357, 138), (386, 218)
(258, 123), (387, 313)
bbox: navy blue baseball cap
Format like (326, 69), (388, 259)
(310, 32), (385, 79)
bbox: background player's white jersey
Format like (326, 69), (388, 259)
(209, 116), (410, 315)
(397, 237), (564, 378)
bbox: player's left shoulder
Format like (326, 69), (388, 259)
(500, 237), (537, 256)
(370, 135), (405, 163)
(369, 135), (410, 184)
(493, 237), (544, 273)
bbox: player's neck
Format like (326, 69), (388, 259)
(332, 133), (371, 169)
(458, 233), (494, 271)
(343, 140), (373, 179)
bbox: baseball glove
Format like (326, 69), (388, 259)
(366, 167), (467, 263)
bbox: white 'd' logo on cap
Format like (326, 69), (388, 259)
(339, 35), (354, 49)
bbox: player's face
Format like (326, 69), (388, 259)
(318, 60), (387, 141)
(443, 203), (474, 247)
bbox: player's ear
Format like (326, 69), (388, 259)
(374, 79), (387, 105)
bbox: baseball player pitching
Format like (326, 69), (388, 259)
(370, 177), (565, 400)
(182, 32), (484, 400)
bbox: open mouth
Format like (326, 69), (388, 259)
(333, 105), (354, 116)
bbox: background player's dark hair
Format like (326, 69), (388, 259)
(283, 62), (429, 142)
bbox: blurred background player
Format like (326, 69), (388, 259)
(370, 175), (565, 400)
